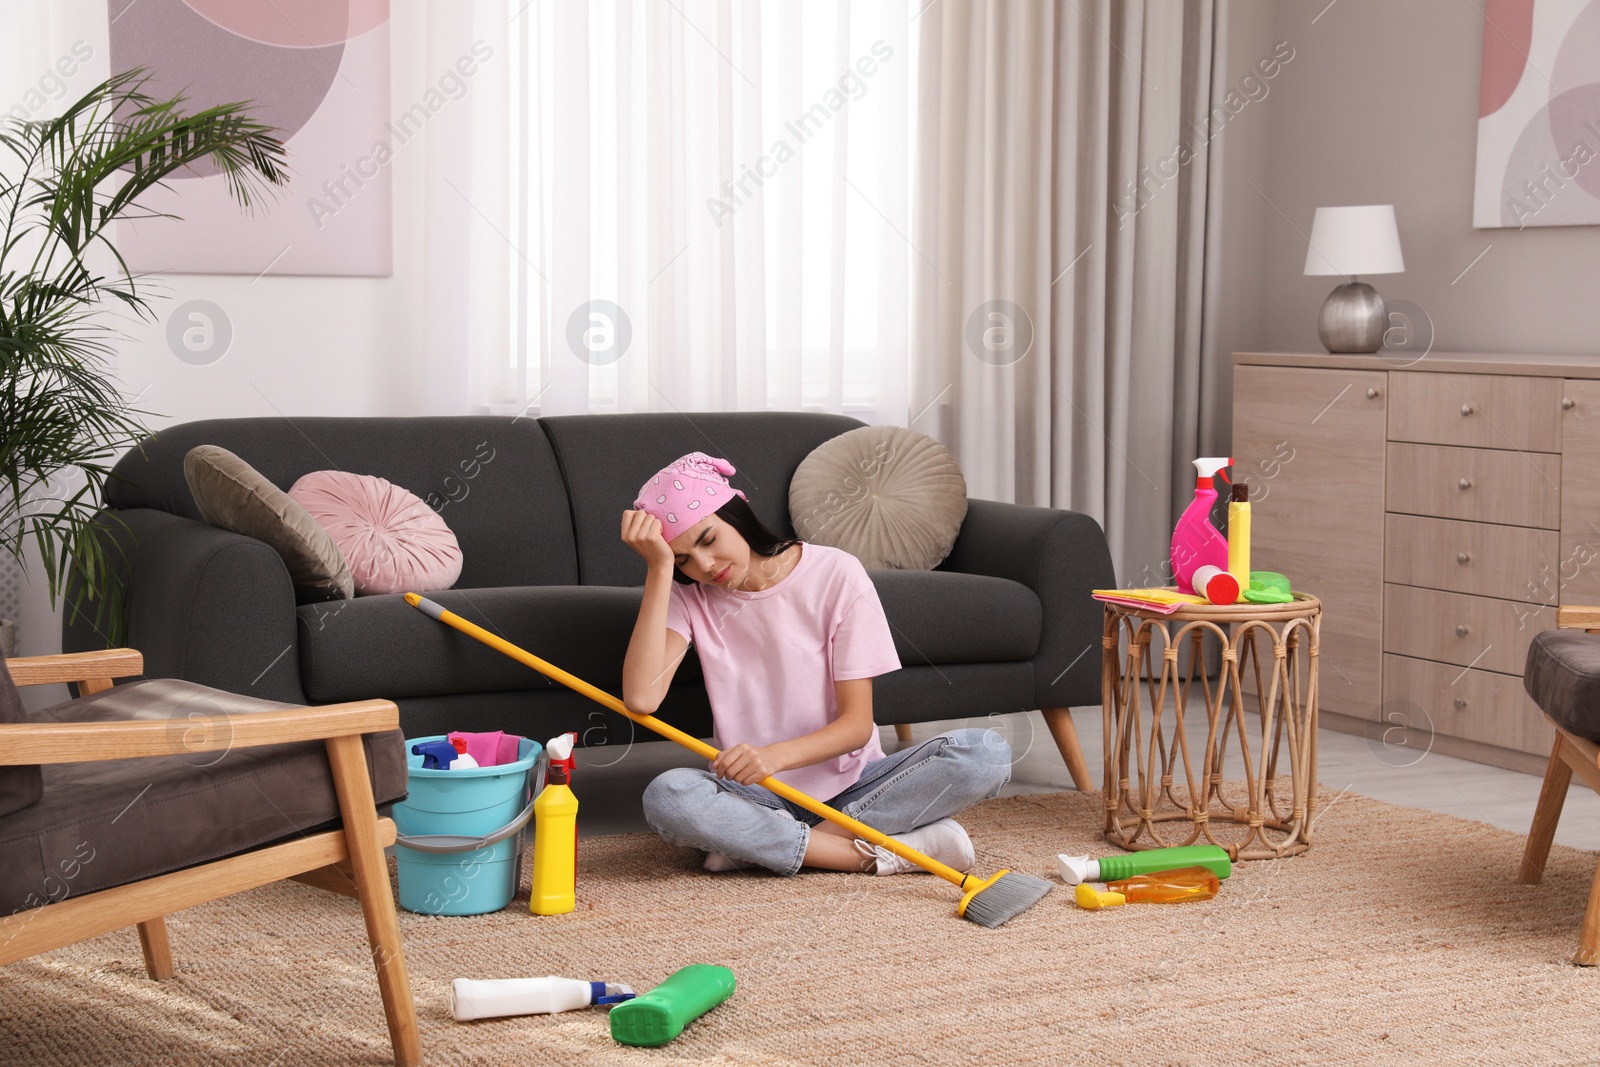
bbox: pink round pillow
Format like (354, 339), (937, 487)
(288, 471), (463, 596)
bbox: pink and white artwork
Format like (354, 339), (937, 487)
(1475, 0), (1600, 228)
(110, 0), (392, 275)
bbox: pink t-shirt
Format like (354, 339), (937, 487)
(665, 542), (902, 800)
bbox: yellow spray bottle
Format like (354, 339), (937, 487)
(530, 761), (578, 915)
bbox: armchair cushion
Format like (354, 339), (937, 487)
(0, 658), (42, 818)
(0, 680), (406, 915)
(1524, 630), (1600, 743)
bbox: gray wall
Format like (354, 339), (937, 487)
(1243, 0), (1600, 356)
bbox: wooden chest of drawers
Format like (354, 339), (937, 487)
(1234, 351), (1600, 773)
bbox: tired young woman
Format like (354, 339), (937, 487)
(620, 451), (1010, 877)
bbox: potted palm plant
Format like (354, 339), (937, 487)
(0, 70), (288, 651)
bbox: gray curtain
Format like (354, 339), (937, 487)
(911, 0), (1231, 586)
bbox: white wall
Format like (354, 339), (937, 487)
(3, 1), (442, 668)
(1253, 0), (1600, 354)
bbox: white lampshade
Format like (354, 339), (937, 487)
(1302, 204), (1405, 277)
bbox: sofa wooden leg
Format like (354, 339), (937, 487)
(137, 917), (174, 980)
(1520, 736), (1573, 886)
(326, 735), (422, 1067)
(1041, 707), (1093, 792)
(894, 724), (913, 743)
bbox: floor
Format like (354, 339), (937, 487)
(571, 708), (1600, 851)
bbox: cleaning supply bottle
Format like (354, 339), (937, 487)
(546, 732), (578, 875)
(1170, 457), (1232, 594)
(451, 976), (635, 1020)
(1227, 483), (1251, 599)
(609, 965), (736, 1047)
(1190, 564), (1240, 606)
(530, 762), (578, 915)
(448, 735), (479, 769)
(1057, 843), (1232, 885)
(1075, 866), (1220, 909)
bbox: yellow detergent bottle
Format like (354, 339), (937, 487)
(1226, 483), (1251, 602)
(530, 762), (578, 915)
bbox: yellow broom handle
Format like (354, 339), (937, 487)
(405, 594), (971, 888)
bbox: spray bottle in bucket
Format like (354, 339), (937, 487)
(1171, 457), (1232, 594)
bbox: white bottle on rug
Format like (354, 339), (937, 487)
(451, 976), (635, 1020)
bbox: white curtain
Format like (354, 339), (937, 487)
(911, 0), (1229, 585)
(427, 0), (915, 424)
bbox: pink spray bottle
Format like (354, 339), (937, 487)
(1171, 457), (1232, 594)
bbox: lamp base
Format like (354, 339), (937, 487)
(1317, 281), (1386, 354)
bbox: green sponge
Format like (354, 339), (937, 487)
(1242, 570), (1293, 604)
(609, 964), (735, 1047)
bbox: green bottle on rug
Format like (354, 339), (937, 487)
(1057, 845), (1232, 886)
(609, 965), (736, 1047)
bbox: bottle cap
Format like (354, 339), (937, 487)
(1074, 883), (1126, 910)
(1056, 854), (1101, 885)
(1232, 483), (1248, 502)
(1193, 564), (1241, 605)
(547, 762), (570, 785)
(450, 735), (469, 755)
(546, 733), (575, 761)
(591, 981), (636, 1005)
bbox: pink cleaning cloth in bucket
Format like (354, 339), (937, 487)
(447, 731), (525, 768)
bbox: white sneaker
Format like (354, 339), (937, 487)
(856, 818), (975, 876)
(702, 851), (740, 872)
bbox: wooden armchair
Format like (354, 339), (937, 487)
(0, 649), (421, 1065)
(1518, 606), (1600, 965)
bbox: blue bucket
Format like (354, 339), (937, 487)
(392, 735), (544, 916)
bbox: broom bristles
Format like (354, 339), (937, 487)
(961, 872), (1053, 928)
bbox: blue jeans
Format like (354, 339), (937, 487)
(641, 728), (1012, 876)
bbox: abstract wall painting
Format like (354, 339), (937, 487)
(110, 0), (392, 275)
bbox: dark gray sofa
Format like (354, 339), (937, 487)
(65, 412), (1115, 783)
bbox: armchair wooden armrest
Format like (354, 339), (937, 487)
(1558, 606), (1600, 632)
(0, 698), (399, 766)
(6, 649), (144, 693)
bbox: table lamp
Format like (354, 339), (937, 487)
(1302, 204), (1404, 353)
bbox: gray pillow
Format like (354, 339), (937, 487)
(0, 655), (42, 818)
(183, 445), (353, 602)
(788, 426), (967, 570)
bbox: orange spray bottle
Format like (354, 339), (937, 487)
(1074, 866), (1220, 909)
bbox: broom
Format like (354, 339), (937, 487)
(405, 594), (1052, 928)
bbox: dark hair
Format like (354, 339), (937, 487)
(672, 496), (800, 585)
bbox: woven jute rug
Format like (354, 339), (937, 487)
(2, 785), (1597, 1066)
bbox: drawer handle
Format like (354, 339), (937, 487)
(1460, 403), (1474, 416)
(1456, 624), (1470, 637)
(1458, 477), (1472, 490)
(1564, 397), (1576, 411)
(1457, 551), (1471, 564)
(1454, 697), (1468, 710)
(1367, 388), (1380, 399)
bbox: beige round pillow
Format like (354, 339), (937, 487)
(788, 426), (967, 570)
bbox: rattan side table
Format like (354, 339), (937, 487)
(1100, 593), (1321, 860)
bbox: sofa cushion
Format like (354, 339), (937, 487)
(1524, 630), (1600, 743)
(790, 425), (967, 570)
(540, 411), (866, 587)
(0, 680), (407, 916)
(869, 571), (1040, 665)
(289, 470), (464, 595)
(298, 572), (1037, 705)
(185, 445), (354, 602)
(107, 417), (578, 589)
(0, 657), (42, 818)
